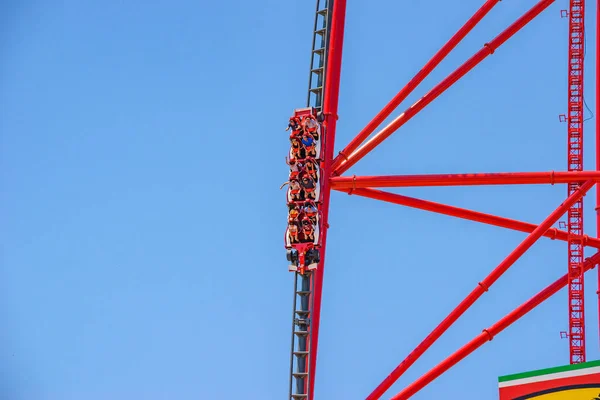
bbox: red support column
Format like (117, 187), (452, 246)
(335, 187), (600, 248)
(307, 0), (347, 398)
(566, 0), (586, 364)
(329, 171), (600, 189)
(331, 0), (501, 172)
(367, 180), (595, 400)
(596, 0), (600, 350)
(333, 0), (556, 177)
(389, 252), (600, 400)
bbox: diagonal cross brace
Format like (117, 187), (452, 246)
(331, 0), (502, 171)
(334, 187), (600, 248)
(391, 250), (600, 399)
(333, 0), (556, 176)
(366, 179), (595, 399)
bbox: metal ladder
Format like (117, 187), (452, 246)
(288, 273), (314, 399)
(306, 0), (332, 112)
(288, 2), (332, 399)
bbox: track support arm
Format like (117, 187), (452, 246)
(330, 171), (600, 189)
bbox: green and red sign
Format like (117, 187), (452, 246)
(498, 360), (600, 399)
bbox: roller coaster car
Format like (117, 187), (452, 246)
(288, 133), (322, 161)
(284, 107), (324, 272)
(287, 158), (320, 184)
(303, 159), (320, 182)
(293, 107), (320, 120)
(290, 108), (323, 159)
(285, 217), (319, 248)
(287, 244), (320, 272)
(286, 177), (321, 203)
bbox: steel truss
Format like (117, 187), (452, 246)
(288, 0), (600, 398)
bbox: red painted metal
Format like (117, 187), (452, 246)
(307, 0), (347, 397)
(330, 171), (600, 189)
(332, 0), (556, 177)
(390, 251), (600, 400)
(566, 0), (586, 364)
(366, 180), (595, 399)
(334, 187), (600, 248)
(330, 0), (501, 173)
(597, 0), (600, 350)
(286, 0), (600, 397)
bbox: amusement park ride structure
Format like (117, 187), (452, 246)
(283, 0), (600, 399)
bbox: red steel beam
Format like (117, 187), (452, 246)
(307, 0), (347, 397)
(596, 0), (600, 350)
(366, 180), (595, 399)
(330, 171), (600, 189)
(334, 187), (600, 248)
(332, 0), (556, 177)
(331, 0), (502, 172)
(390, 251), (600, 400)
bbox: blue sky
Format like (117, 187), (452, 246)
(2, 0), (600, 399)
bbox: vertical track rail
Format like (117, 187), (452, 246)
(288, 273), (314, 399)
(567, 0), (586, 364)
(308, 0), (346, 397)
(307, 0), (332, 112)
(288, 2), (331, 399)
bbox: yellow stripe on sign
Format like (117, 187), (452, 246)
(526, 387), (600, 399)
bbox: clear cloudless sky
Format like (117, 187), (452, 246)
(2, 0), (600, 399)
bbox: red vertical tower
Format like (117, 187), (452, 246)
(566, 0), (586, 364)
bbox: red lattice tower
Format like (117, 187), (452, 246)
(284, 0), (600, 399)
(565, 0), (586, 365)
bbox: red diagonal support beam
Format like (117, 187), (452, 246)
(390, 251), (600, 400)
(331, 0), (501, 171)
(332, 0), (555, 176)
(366, 180), (594, 400)
(334, 187), (600, 248)
(330, 171), (600, 189)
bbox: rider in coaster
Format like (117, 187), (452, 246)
(286, 156), (300, 181)
(301, 217), (315, 242)
(304, 202), (318, 224)
(280, 179), (303, 201)
(288, 222), (299, 244)
(288, 203), (300, 222)
(286, 116), (302, 133)
(300, 175), (316, 201)
(290, 179), (302, 201)
(301, 132), (316, 158)
(304, 159), (318, 182)
(303, 115), (319, 140)
(290, 134), (304, 159)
